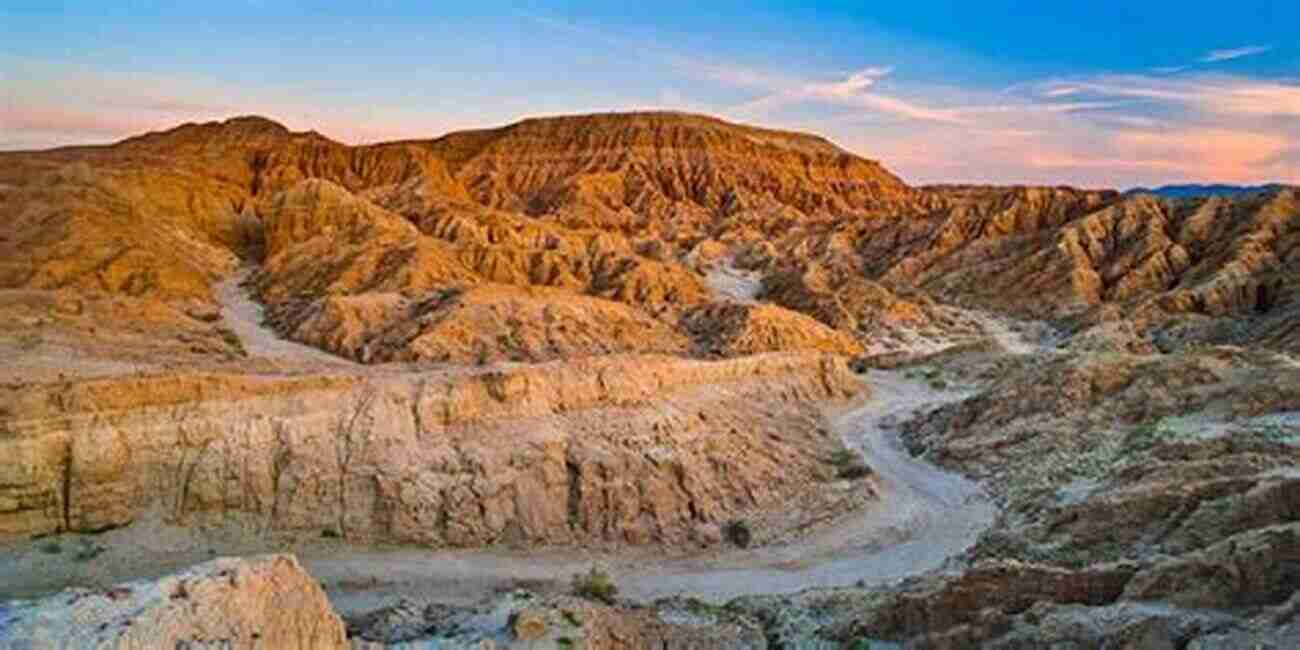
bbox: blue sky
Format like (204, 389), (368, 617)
(2, 1), (1298, 187)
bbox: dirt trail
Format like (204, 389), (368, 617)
(704, 263), (763, 303)
(312, 369), (996, 612)
(0, 369), (995, 614)
(968, 311), (1054, 356)
(214, 268), (354, 365)
(1, 303), (1034, 615)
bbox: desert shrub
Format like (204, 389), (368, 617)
(724, 519), (753, 548)
(829, 448), (872, 480)
(73, 539), (106, 562)
(216, 327), (246, 357)
(838, 462), (873, 480)
(38, 541), (62, 555)
(571, 565), (618, 604)
(829, 449), (858, 466)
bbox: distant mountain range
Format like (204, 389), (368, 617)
(1126, 183), (1286, 199)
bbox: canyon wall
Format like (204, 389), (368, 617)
(0, 352), (863, 547)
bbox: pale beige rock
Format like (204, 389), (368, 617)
(0, 554), (347, 649)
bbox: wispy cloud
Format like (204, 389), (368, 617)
(0, 60), (474, 149)
(6, 16), (1297, 188)
(1038, 74), (1300, 118)
(1200, 44), (1273, 63)
(676, 60), (969, 124)
(525, 17), (967, 126)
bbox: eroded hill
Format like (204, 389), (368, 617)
(1, 111), (1298, 648)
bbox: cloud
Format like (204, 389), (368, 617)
(1026, 128), (1295, 182)
(690, 63), (969, 124)
(1200, 45), (1273, 63)
(0, 62), (474, 150)
(1037, 74), (1300, 118)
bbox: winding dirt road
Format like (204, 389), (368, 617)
(0, 273), (1015, 616)
(310, 369), (995, 614)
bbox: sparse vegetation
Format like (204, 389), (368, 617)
(571, 565), (618, 604)
(838, 463), (874, 480)
(39, 540), (62, 554)
(724, 519), (753, 548)
(73, 538), (107, 562)
(215, 326), (246, 357)
(829, 448), (873, 480)
(828, 449), (858, 466)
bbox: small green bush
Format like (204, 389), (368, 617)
(571, 565), (618, 604)
(39, 541), (62, 554)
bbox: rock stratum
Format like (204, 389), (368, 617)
(0, 352), (861, 546)
(1, 111), (1298, 647)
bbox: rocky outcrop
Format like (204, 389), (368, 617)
(278, 284), (692, 364)
(0, 554), (347, 649)
(824, 344), (1300, 647)
(681, 301), (864, 357)
(1123, 522), (1300, 609)
(347, 593), (768, 649)
(0, 353), (863, 546)
(253, 178), (711, 363)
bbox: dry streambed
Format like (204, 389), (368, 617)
(0, 276), (1027, 644)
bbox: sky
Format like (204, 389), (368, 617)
(2, 1), (1298, 188)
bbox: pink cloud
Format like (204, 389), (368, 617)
(1022, 128), (1296, 183)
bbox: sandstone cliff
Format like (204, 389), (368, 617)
(0, 353), (864, 546)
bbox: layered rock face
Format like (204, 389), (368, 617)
(422, 111), (915, 229)
(843, 346), (1300, 647)
(0, 554), (348, 649)
(700, 342), (1300, 649)
(0, 353), (862, 546)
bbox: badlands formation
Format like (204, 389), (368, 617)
(0, 112), (1297, 647)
